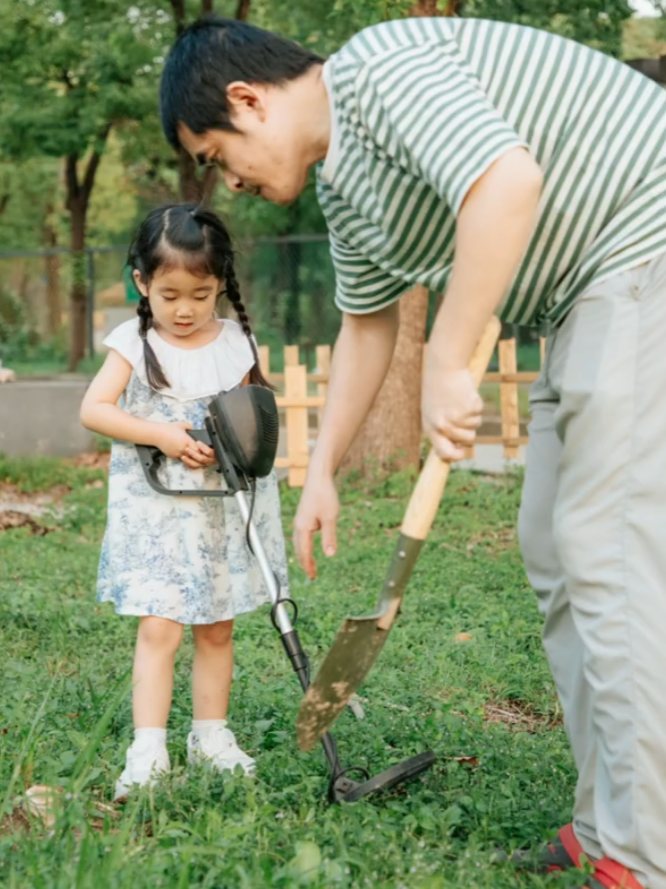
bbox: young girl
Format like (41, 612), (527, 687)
(80, 204), (289, 799)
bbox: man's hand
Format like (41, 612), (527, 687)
(291, 304), (399, 579)
(422, 149), (541, 458)
(422, 365), (483, 462)
(293, 474), (340, 580)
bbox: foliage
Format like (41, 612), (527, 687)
(0, 159), (62, 252)
(327, 0), (633, 56)
(87, 134), (142, 246)
(0, 0), (644, 256)
(0, 462), (576, 887)
(0, 285), (30, 352)
(0, 0), (176, 365)
(0, 1), (165, 170)
(622, 14), (666, 59)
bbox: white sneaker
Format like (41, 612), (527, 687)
(187, 725), (255, 777)
(114, 737), (170, 800)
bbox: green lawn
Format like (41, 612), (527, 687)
(0, 457), (576, 889)
(8, 355), (105, 379)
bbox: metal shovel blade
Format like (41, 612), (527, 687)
(295, 316), (502, 753)
(296, 532), (422, 751)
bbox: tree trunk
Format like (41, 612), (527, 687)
(64, 133), (109, 371)
(235, 0), (250, 19)
(178, 150), (218, 202)
(340, 286), (429, 476)
(409, 0), (464, 14)
(283, 202), (302, 343)
(68, 199), (87, 371)
(284, 239), (302, 343)
(171, 0), (249, 201)
(43, 211), (61, 338)
(178, 149), (202, 202)
(337, 0), (463, 477)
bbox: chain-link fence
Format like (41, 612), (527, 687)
(0, 235), (338, 375)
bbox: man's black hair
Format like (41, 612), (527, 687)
(160, 17), (324, 151)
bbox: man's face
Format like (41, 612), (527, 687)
(178, 82), (310, 206)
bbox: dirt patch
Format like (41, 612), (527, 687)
(0, 511), (51, 535)
(0, 482), (69, 504)
(484, 699), (562, 733)
(466, 525), (516, 555)
(0, 799), (120, 838)
(0, 483), (70, 526)
(0, 807), (31, 836)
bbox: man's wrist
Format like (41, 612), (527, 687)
(425, 345), (470, 375)
(307, 449), (336, 481)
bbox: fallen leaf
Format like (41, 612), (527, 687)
(454, 632), (473, 643)
(453, 755), (479, 768)
(288, 840), (322, 883)
(384, 702), (410, 712)
(24, 785), (62, 828)
(0, 512), (49, 535)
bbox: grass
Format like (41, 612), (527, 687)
(0, 458), (576, 889)
(8, 355), (105, 379)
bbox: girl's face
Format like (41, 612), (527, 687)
(134, 265), (220, 338)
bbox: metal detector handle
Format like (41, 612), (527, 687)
(135, 429), (231, 498)
(401, 317), (501, 540)
(187, 429), (212, 447)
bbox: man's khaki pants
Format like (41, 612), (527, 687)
(518, 253), (666, 889)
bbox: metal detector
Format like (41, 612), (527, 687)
(135, 385), (436, 803)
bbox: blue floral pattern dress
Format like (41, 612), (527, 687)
(97, 318), (288, 625)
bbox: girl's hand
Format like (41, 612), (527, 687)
(153, 421), (195, 459)
(182, 436), (217, 470)
(154, 422), (215, 469)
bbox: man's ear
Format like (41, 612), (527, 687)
(226, 81), (267, 122)
(132, 269), (149, 298)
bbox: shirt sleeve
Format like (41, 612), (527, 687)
(330, 232), (410, 314)
(102, 319), (143, 367)
(356, 41), (529, 215)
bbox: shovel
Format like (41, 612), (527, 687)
(296, 317), (501, 752)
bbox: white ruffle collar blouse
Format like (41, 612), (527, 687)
(103, 318), (255, 402)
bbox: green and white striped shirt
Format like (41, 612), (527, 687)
(317, 18), (666, 326)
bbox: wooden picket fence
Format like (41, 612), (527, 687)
(259, 338), (545, 487)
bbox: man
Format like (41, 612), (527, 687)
(160, 16), (666, 889)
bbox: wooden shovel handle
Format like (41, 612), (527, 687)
(401, 317), (502, 541)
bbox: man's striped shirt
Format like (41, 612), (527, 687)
(317, 18), (666, 325)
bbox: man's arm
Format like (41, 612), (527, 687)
(423, 147), (543, 460)
(293, 302), (399, 578)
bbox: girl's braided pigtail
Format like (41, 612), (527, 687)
(137, 295), (170, 390)
(224, 262), (272, 389)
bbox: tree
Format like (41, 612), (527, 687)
(328, 0), (632, 57)
(337, 0), (439, 476)
(340, 287), (430, 476)
(0, 0), (164, 368)
(0, 158), (63, 337)
(163, 0), (254, 203)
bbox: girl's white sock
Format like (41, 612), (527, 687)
(134, 727), (167, 746)
(191, 719), (227, 737)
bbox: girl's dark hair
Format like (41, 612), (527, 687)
(129, 202), (271, 391)
(160, 17), (324, 150)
